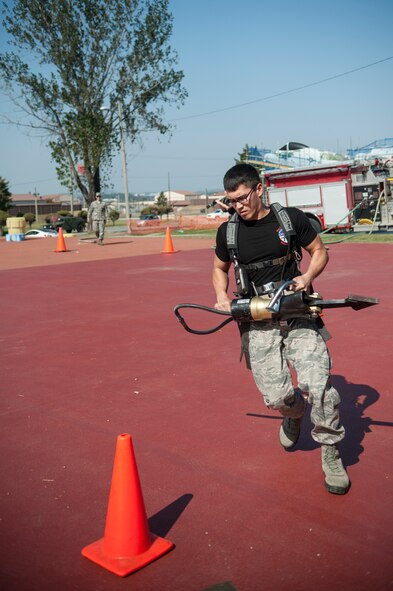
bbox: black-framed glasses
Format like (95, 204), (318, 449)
(226, 185), (257, 206)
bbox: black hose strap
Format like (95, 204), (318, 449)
(173, 303), (233, 335)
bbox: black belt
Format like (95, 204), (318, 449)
(243, 253), (294, 271)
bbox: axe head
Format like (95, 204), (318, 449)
(307, 293), (380, 311)
(346, 294), (380, 310)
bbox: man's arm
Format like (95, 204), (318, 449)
(212, 255), (232, 311)
(292, 234), (329, 292)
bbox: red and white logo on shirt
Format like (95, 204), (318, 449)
(277, 227), (288, 245)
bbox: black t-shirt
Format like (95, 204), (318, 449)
(215, 207), (317, 285)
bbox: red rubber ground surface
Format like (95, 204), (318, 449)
(1, 237), (392, 591)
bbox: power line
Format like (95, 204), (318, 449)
(10, 177), (64, 187)
(172, 55), (393, 122)
(135, 154), (230, 161)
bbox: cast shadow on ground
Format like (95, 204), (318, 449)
(332, 374), (391, 467)
(247, 374), (390, 467)
(148, 493), (193, 538)
(78, 239), (134, 246)
(100, 240), (134, 246)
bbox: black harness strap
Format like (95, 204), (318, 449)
(269, 202), (302, 279)
(269, 202), (296, 240)
(226, 212), (239, 253)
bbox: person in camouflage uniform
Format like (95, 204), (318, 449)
(212, 164), (349, 495)
(87, 192), (108, 245)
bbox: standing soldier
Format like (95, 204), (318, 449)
(87, 192), (108, 245)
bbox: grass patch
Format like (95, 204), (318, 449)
(28, 218), (393, 243)
(171, 228), (393, 243)
(321, 233), (393, 244)
(171, 229), (216, 238)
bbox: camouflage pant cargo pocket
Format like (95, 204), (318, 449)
(247, 319), (345, 444)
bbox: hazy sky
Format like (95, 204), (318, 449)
(1, 0), (392, 196)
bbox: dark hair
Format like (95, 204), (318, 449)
(223, 163), (260, 192)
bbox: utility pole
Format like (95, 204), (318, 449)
(33, 187), (39, 221)
(117, 101), (130, 225)
(167, 172), (171, 205)
(70, 170), (74, 215)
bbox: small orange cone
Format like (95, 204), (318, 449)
(161, 227), (178, 254)
(54, 228), (68, 252)
(81, 433), (174, 577)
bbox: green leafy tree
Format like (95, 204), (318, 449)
(158, 204), (173, 218)
(155, 191), (172, 218)
(0, 177), (12, 211)
(0, 0), (187, 206)
(109, 210), (120, 225)
(156, 192), (167, 207)
(237, 144), (250, 162)
(0, 210), (9, 236)
(24, 212), (36, 228)
(141, 205), (159, 215)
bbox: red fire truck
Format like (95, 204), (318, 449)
(263, 160), (393, 233)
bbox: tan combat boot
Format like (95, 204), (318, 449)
(279, 416), (302, 449)
(321, 444), (350, 494)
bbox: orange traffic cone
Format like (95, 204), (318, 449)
(81, 433), (174, 577)
(54, 228), (68, 252)
(161, 227), (178, 254)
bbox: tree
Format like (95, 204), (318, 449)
(0, 210), (9, 236)
(155, 191), (172, 218)
(141, 205), (159, 216)
(0, 0), (187, 206)
(237, 144), (250, 162)
(156, 191), (167, 207)
(158, 204), (173, 218)
(109, 210), (120, 225)
(0, 177), (12, 211)
(24, 212), (36, 228)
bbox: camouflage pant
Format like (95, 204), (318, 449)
(92, 220), (106, 241)
(246, 319), (345, 445)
